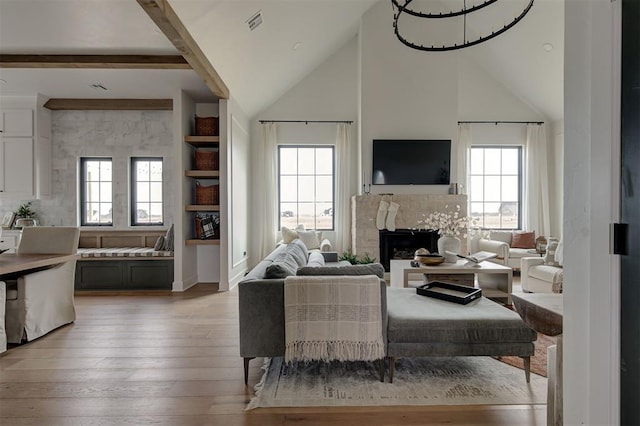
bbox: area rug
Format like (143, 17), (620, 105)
(495, 333), (556, 377)
(247, 356), (546, 409)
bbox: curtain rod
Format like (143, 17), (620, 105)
(458, 120), (544, 125)
(258, 120), (353, 124)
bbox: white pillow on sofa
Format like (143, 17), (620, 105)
(297, 230), (321, 250)
(281, 225), (322, 249)
(281, 226), (299, 244)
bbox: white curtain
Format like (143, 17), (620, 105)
(456, 123), (472, 195)
(258, 123), (278, 259)
(524, 124), (551, 236)
(335, 123), (352, 253)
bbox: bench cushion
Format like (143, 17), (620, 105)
(78, 247), (173, 258)
(387, 288), (536, 344)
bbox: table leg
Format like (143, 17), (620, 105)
(547, 345), (556, 426)
(546, 336), (563, 426)
(555, 335), (563, 426)
(477, 271), (513, 305)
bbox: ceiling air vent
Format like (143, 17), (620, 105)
(247, 10), (263, 31)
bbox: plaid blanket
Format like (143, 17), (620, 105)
(284, 275), (384, 363)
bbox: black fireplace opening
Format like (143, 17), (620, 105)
(379, 229), (439, 271)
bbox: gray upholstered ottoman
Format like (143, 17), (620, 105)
(386, 288), (536, 383)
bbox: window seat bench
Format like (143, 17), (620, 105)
(75, 231), (174, 291)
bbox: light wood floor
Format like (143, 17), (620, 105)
(0, 283), (545, 425)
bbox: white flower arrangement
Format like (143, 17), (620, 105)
(416, 205), (475, 237)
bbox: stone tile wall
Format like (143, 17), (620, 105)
(351, 194), (469, 260)
(0, 110), (175, 228)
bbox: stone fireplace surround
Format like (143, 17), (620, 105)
(351, 194), (468, 266)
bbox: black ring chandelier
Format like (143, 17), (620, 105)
(391, 0), (535, 52)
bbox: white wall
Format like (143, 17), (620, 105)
(458, 55), (544, 122)
(564, 0), (620, 424)
(550, 120), (564, 238)
(174, 90), (198, 291)
(360, 1), (458, 196)
(459, 54), (563, 236)
(249, 37), (359, 266)
(220, 96), (250, 290)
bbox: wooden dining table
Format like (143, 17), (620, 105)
(0, 253), (79, 277)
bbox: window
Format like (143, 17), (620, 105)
(131, 157), (164, 226)
(469, 146), (522, 229)
(278, 146), (334, 230)
(80, 158), (113, 226)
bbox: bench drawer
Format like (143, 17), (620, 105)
(75, 260), (173, 290)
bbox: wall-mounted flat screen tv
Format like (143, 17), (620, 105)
(372, 139), (451, 185)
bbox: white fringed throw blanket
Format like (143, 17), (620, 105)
(283, 275), (384, 363)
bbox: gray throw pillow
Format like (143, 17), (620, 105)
(296, 262), (385, 278)
(163, 224), (175, 251)
(154, 236), (165, 251)
(265, 252), (299, 278)
(544, 239), (560, 266)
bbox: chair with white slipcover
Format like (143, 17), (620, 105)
(5, 227), (80, 343)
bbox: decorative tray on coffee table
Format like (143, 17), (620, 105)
(416, 281), (482, 305)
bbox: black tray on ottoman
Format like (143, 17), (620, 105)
(416, 281), (482, 305)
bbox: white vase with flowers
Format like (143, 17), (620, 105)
(416, 205), (474, 263)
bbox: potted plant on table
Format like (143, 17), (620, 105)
(14, 202), (38, 229)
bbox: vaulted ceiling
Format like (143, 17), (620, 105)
(0, 0), (563, 121)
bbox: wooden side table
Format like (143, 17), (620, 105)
(511, 293), (563, 426)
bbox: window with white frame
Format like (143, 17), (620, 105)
(469, 146), (522, 229)
(131, 157), (164, 226)
(278, 146), (334, 230)
(80, 157), (113, 226)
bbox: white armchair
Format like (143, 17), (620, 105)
(521, 241), (563, 293)
(5, 227), (80, 343)
(470, 230), (537, 270)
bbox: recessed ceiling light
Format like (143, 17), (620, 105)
(89, 83), (108, 91)
(543, 43), (554, 52)
(292, 42), (302, 51)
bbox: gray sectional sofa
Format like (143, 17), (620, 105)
(238, 239), (388, 384)
(239, 239), (536, 385)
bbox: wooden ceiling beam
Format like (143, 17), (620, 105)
(43, 98), (173, 111)
(137, 0), (230, 99)
(0, 54), (190, 69)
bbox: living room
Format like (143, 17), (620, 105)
(0, 0), (633, 425)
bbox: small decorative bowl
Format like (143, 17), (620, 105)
(414, 254), (445, 266)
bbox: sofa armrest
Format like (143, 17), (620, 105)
(238, 279), (286, 358)
(521, 256), (545, 273)
(477, 239), (510, 262)
(238, 277), (388, 359)
(520, 256), (545, 293)
(320, 238), (333, 252)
